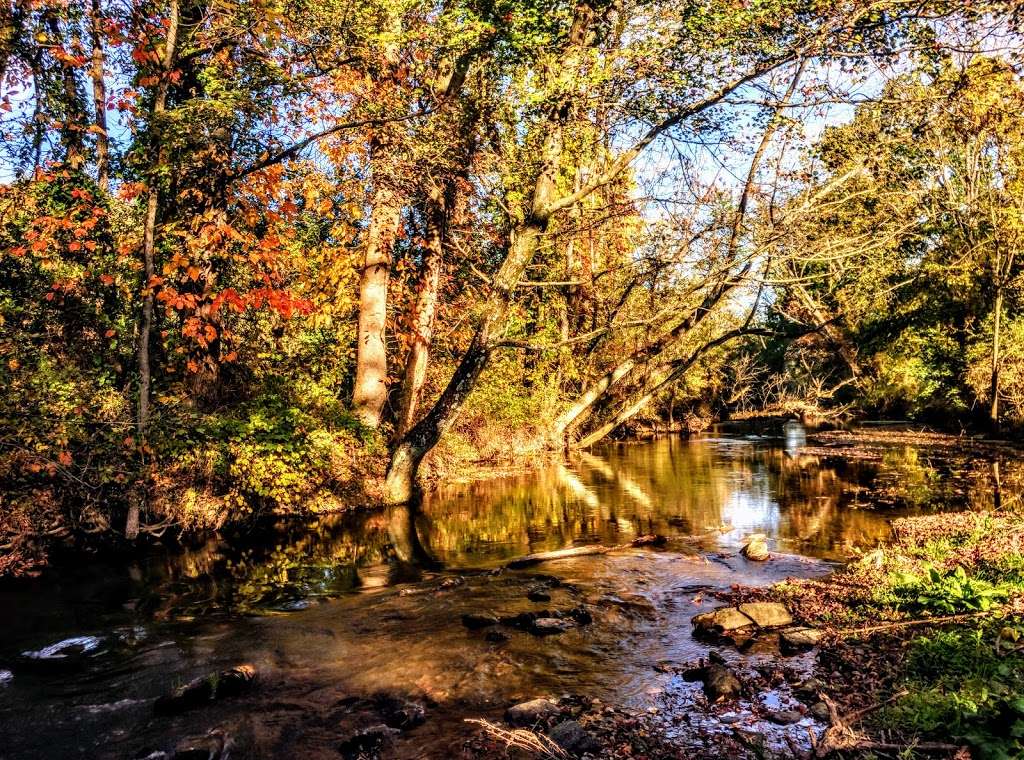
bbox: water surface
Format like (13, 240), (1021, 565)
(0, 425), (1000, 758)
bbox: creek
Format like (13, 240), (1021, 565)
(0, 423), (995, 758)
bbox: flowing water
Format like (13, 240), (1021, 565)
(0, 425), (1006, 759)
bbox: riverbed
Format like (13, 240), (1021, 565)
(0, 424), (1004, 758)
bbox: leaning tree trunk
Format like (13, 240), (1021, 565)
(555, 60), (805, 448)
(352, 175), (402, 429)
(384, 220), (547, 503)
(552, 280), (735, 444)
(575, 328), (751, 448)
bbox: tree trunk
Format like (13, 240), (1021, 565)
(88, 0), (109, 191)
(552, 284), (731, 443)
(575, 328), (753, 448)
(45, 15), (87, 165)
(384, 221), (546, 503)
(131, 0), (178, 540)
(382, 0), (607, 502)
(352, 177), (401, 429)
(554, 61), (804, 447)
(793, 283), (862, 379)
(394, 183), (447, 439)
(990, 283), (1002, 430)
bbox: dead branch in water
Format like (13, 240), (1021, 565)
(504, 534), (672, 569)
(465, 718), (568, 759)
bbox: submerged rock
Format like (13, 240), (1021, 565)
(547, 720), (600, 755)
(462, 613), (499, 629)
(683, 658), (742, 702)
(501, 611), (546, 630)
(737, 602), (793, 628)
(154, 664), (257, 715)
(505, 698), (560, 727)
(485, 629), (510, 643)
(780, 626), (822, 654)
(21, 635), (103, 662)
(338, 724), (399, 758)
(765, 709), (803, 725)
(172, 729), (233, 760)
(376, 695), (426, 730)
(703, 663), (742, 702)
(531, 617), (574, 635)
(501, 607), (591, 634)
(528, 588), (552, 602)
(566, 606), (593, 625)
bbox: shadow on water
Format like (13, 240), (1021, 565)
(0, 423), (1017, 758)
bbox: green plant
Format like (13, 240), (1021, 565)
(889, 624), (1024, 760)
(893, 565), (1008, 614)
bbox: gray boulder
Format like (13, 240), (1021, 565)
(505, 698), (560, 727)
(737, 602), (793, 628)
(692, 607), (755, 633)
(780, 626), (822, 654)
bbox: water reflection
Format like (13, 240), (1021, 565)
(1, 425), (1005, 635)
(421, 431), (899, 565)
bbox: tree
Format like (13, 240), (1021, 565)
(764, 56), (1024, 428)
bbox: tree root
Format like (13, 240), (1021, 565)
(836, 609), (1001, 638)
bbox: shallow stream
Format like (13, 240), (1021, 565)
(0, 424), (1001, 758)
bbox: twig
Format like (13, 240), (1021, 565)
(465, 719), (568, 759)
(836, 609), (999, 637)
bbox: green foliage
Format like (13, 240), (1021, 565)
(866, 326), (968, 419)
(891, 565), (1008, 614)
(887, 623), (1024, 759)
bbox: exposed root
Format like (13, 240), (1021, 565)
(836, 609), (1002, 637)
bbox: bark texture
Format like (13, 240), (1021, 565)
(352, 176), (402, 428)
(394, 184), (447, 439)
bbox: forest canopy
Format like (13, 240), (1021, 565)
(0, 0), (1022, 571)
